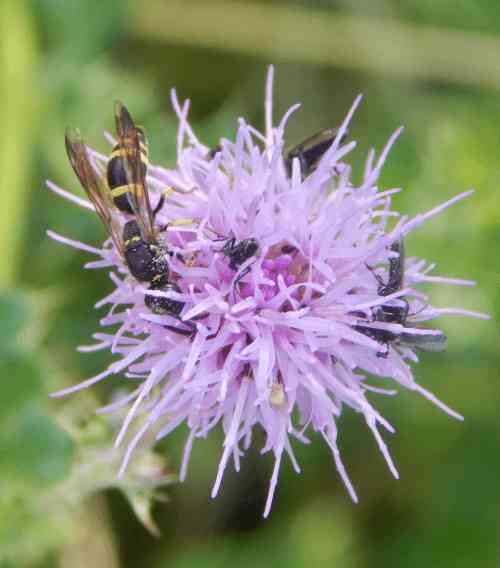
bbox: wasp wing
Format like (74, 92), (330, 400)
(284, 127), (345, 178)
(387, 238), (405, 291)
(399, 330), (447, 352)
(65, 127), (124, 254)
(114, 101), (156, 242)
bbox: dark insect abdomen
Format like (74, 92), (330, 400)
(145, 276), (184, 316)
(107, 144), (147, 214)
(107, 152), (133, 213)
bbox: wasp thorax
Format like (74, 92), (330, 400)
(122, 219), (142, 242)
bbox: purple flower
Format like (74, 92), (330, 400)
(48, 67), (487, 517)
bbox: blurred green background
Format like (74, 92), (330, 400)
(0, 0), (498, 566)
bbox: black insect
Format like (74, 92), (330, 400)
(351, 238), (447, 357)
(284, 127), (346, 179)
(65, 102), (185, 320)
(206, 234), (260, 296)
(370, 239), (409, 325)
(352, 321), (447, 358)
(351, 322), (398, 357)
(221, 237), (260, 271)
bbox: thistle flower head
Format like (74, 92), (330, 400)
(49, 67), (487, 517)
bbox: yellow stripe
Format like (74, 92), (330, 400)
(170, 217), (196, 226)
(110, 148), (126, 159)
(110, 147), (148, 163)
(110, 184), (134, 198)
(124, 236), (141, 246)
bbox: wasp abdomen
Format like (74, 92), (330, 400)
(107, 142), (148, 214)
(145, 276), (184, 316)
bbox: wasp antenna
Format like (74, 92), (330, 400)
(65, 126), (83, 146)
(115, 100), (135, 135)
(64, 127), (85, 169)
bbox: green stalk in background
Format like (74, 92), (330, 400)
(0, 0), (36, 287)
(133, 0), (500, 90)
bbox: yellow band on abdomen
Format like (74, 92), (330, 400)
(110, 184), (134, 198)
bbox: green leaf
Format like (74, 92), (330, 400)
(0, 291), (29, 357)
(1, 407), (73, 486)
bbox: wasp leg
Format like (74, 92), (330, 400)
(401, 298), (410, 321)
(171, 217), (196, 226)
(189, 312), (210, 322)
(365, 262), (386, 288)
(157, 217), (196, 234)
(409, 301), (428, 319)
(154, 184), (198, 219)
(153, 194), (165, 217)
(376, 343), (390, 359)
(232, 260), (256, 300)
(166, 314), (220, 339)
(213, 237), (235, 252)
(163, 315), (198, 337)
(204, 227), (234, 245)
(163, 323), (195, 337)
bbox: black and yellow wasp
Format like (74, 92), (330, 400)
(65, 102), (184, 318)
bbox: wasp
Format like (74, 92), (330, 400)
(284, 127), (346, 179)
(65, 102), (185, 320)
(352, 238), (447, 356)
